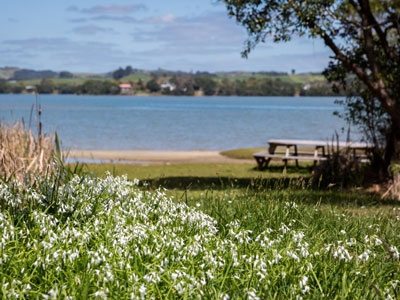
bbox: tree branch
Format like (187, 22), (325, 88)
(356, 0), (398, 62)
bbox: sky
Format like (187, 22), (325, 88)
(1, 1), (333, 74)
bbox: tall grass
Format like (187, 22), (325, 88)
(0, 98), (56, 183)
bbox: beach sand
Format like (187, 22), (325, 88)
(65, 149), (254, 165)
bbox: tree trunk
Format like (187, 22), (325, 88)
(386, 123), (400, 163)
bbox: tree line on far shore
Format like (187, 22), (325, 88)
(0, 67), (343, 96)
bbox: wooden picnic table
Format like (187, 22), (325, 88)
(253, 139), (374, 170)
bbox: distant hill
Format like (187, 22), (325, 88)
(0, 67), (110, 81)
(12, 69), (59, 80)
(0, 67), (20, 80)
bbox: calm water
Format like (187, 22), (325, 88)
(0, 94), (356, 151)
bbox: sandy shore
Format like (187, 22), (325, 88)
(65, 149), (254, 165)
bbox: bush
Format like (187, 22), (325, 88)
(312, 141), (366, 189)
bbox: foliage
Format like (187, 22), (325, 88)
(36, 78), (55, 94)
(312, 141), (366, 189)
(58, 83), (77, 94)
(146, 79), (161, 93)
(0, 79), (10, 93)
(59, 71), (74, 79)
(194, 76), (217, 95)
(79, 80), (120, 95)
(333, 78), (393, 178)
(233, 77), (300, 96)
(112, 66), (134, 80)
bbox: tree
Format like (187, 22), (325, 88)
(59, 71), (73, 79)
(79, 80), (119, 95)
(37, 78), (54, 94)
(57, 83), (76, 94)
(112, 67), (125, 80)
(0, 79), (11, 93)
(223, 0), (400, 170)
(168, 75), (195, 95)
(194, 76), (217, 96)
(146, 79), (161, 93)
(217, 78), (236, 96)
(137, 79), (145, 91)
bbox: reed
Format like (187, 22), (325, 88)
(0, 97), (56, 183)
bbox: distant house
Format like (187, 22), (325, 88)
(160, 82), (176, 92)
(119, 83), (132, 94)
(25, 85), (36, 93)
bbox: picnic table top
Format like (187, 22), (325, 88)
(267, 139), (374, 149)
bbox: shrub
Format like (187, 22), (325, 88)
(312, 140), (366, 189)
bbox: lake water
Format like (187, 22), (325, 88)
(0, 94), (357, 151)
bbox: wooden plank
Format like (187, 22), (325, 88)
(281, 155), (327, 161)
(268, 139), (374, 149)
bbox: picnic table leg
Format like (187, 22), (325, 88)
(269, 145), (277, 155)
(255, 156), (271, 170)
(294, 145), (299, 167)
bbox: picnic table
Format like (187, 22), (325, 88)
(253, 139), (374, 170)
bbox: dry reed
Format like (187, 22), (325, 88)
(0, 120), (55, 183)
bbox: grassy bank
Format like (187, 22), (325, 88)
(0, 172), (399, 299)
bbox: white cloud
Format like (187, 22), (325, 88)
(72, 25), (116, 35)
(143, 13), (177, 24)
(132, 11), (246, 52)
(91, 15), (137, 23)
(70, 4), (147, 15)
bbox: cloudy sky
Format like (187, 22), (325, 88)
(1, 1), (332, 74)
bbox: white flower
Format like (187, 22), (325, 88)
(220, 293), (230, 300)
(374, 237), (383, 246)
(94, 289), (108, 299)
(293, 231), (305, 242)
(247, 289), (260, 300)
(390, 246), (399, 259)
(286, 250), (300, 262)
(139, 284), (146, 299)
(333, 245), (352, 262)
(358, 249), (371, 262)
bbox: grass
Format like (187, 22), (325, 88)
(221, 147), (265, 159)
(121, 73), (152, 82)
(76, 161), (315, 192)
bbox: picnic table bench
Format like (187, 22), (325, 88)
(253, 139), (374, 170)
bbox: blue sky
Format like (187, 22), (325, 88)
(1, 1), (332, 74)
